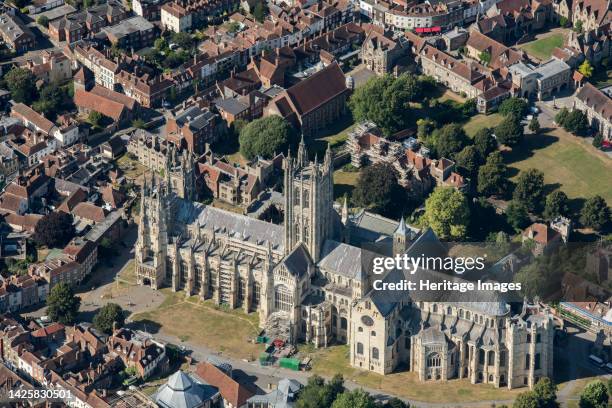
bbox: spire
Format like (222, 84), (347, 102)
(324, 142), (332, 170)
(297, 134), (307, 166)
(395, 216), (408, 235)
(341, 195), (349, 225)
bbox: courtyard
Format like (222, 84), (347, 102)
(518, 28), (569, 61)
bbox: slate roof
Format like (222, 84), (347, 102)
(174, 199), (284, 251)
(279, 243), (313, 277)
(319, 239), (365, 280)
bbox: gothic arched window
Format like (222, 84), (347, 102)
(274, 284), (293, 312)
(427, 352), (441, 368)
(372, 347), (379, 360)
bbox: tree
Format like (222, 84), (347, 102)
(593, 133), (604, 148)
(93, 303), (125, 334)
(154, 37), (168, 51)
(4, 68), (37, 104)
(574, 20), (583, 33)
(513, 391), (540, 408)
(352, 163), (406, 218)
(499, 97), (528, 118)
(513, 168), (545, 212)
(544, 190), (570, 219)
(253, 1), (266, 22)
(36, 15), (49, 27)
(559, 16), (569, 27)
(33, 83), (69, 118)
(296, 375), (344, 408)
(580, 195), (611, 230)
(495, 115), (524, 146)
(88, 110), (103, 128)
(171, 32), (193, 49)
(473, 127), (497, 159)
(239, 116), (293, 159)
(562, 110), (589, 135)
(33, 212), (75, 248)
(384, 398), (409, 408)
(477, 152), (508, 197)
(579, 380), (609, 408)
(423, 187), (470, 240)
(348, 74), (423, 135)
(432, 123), (470, 159)
(455, 145), (481, 179)
(528, 116), (541, 134)
(332, 389), (377, 408)
(532, 378), (559, 408)
(555, 107), (570, 126)
(506, 199), (530, 231)
(579, 60), (594, 78)
(46, 283), (81, 325)
(479, 50), (492, 65)
(417, 118), (435, 140)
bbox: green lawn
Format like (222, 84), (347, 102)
(505, 128), (612, 205)
(307, 345), (522, 403)
(463, 113), (504, 137)
(519, 33), (564, 61)
(333, 168), (361, 200)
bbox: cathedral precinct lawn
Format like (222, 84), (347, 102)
(333, 168), (361, 200)
(307, 345), (523, 403)
(504, 128), (612, 205)
(131, 289), (263, 360)
(518, 32), (565, 61)
(463, 113), (505, 137)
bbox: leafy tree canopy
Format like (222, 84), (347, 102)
(432, 123), (470, 159)
(423, 187), (470, 240)
(580, 195), (610, 231)
(579, 380), (609, 408)
(352, 163), (407, 218)
(93, 303), (125, 334)
(477, 151), (508, 197)
(4, 68), (37, 104)
(513, 168), (545, 213)
(46, 283), (81, 325)
(348, 74), (424, 135)
(473, 127), (497, 159)
(33, 212), (75, 248)
(239, 115), (293, 160)
(499, 97), (528, 118)
(495, 115), (524, 146)
(544, 190), (570, 220)
(506, 199), (531, 231)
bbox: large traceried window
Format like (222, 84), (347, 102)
(274, 284), (293, 312)
(427, 352), (441, 368)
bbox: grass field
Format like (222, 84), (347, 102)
(307, 345), (522, 403)
(463, 113), (505, 137)
(519, 33), (565, 61)
(333, 168), (361, 200)
(505, 128), (612, 205)
(131, 289), (263, 360)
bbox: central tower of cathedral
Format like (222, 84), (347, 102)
(283, 137), (335, 262)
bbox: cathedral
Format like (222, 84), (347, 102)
(135, 138), (554, 389)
